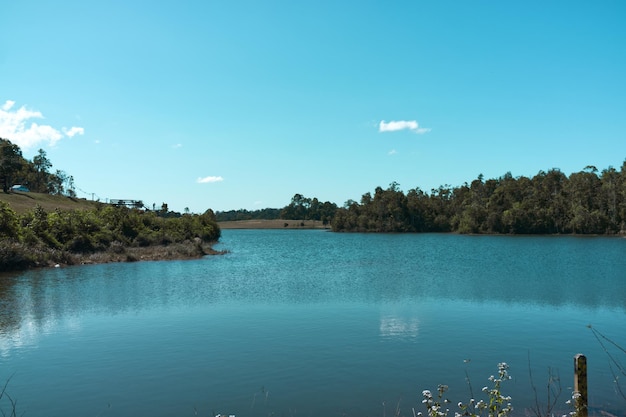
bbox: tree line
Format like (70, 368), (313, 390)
(332, 162), (626, 234)
(215, 194), (338, 225)
(216, 208), (282, 222)
(279, 194), (338, 224)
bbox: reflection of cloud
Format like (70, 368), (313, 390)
(0, 314), (84, 358)
(0, 316), (68, 357)
(379, 315), (419, 339)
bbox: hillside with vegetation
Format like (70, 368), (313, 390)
(0, 138), (75, 196)
(332, 162), (626, 234)
(0, 191), (98, 214)
(0, 138), (221, 271)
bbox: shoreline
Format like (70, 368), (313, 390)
(1, 240), (226, 273)
(218, 219), (329, 229)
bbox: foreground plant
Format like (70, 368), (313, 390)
(588, 325), (626, 401)
(419, 363), (513, 417)
(0, 375), (18, 417)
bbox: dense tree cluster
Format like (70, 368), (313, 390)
(215, 194), (338, 225)
(0, 138), (75, 195)
(0, 202), (221, 270)
(215, 208), (282, 222)
(280, 194), (338, 225)
(332, 162), (626, 234)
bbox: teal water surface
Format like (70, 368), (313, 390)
(0, 230), (625, 416)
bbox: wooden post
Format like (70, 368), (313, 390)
(574, 353), (588, 417)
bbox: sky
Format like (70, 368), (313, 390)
(1, 1), (625, 213)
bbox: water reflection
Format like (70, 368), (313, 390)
(0, 232), (625, 354)
(0, 232), (625, 416)
(379, 314), (420, 339)
(0, 315), (82, 357)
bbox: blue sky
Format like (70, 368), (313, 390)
(1, 1), (624, 213)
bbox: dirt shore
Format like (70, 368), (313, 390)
(0, 241), (226, 273)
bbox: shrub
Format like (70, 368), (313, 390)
(65, 234), (96, 253)
(0, 201), (19, 239)
(0, 241), (33, 270)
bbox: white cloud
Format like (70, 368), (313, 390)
(197, 176), (224, 184)
(0, 100), (85, 149)
(388, 149), (398, 155)
(2, 100), (15, 111)
(63, 126), (85, 137)
(172, 143), (182, 149)
(379, 120), (431, 134)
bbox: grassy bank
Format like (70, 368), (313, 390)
(0, 191), (98, 214)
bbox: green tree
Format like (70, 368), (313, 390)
(0, 139), (24, 193)
(0, 201), (19, 239)
(617, 159), (626, 232)
(567, 167), (605, 233)
(281, 193), (310, 219)
(600, 166), (620, 231)
(48, 170), (67, 195)
(530, 169), (569, 233)
(32, 148), (52, 192)
(406, 187), (430, 232)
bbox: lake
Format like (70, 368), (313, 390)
(1, 230), (625, 416)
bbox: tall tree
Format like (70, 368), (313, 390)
(600, 166), (620, 232)
(32, 148), (53, 192)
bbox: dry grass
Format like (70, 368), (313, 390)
(0, 191), (98, 214)
(218, 219), (329, 229)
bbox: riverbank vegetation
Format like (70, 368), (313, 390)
(332, 162), (626, 234)
(0, 201), (221, 271)
(0, 138), (222, 271)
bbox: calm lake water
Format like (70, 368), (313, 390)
(1, 230), (625, 416)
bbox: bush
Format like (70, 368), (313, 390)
(65, 234), (96, 253)
(0, 240), (33, 270)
